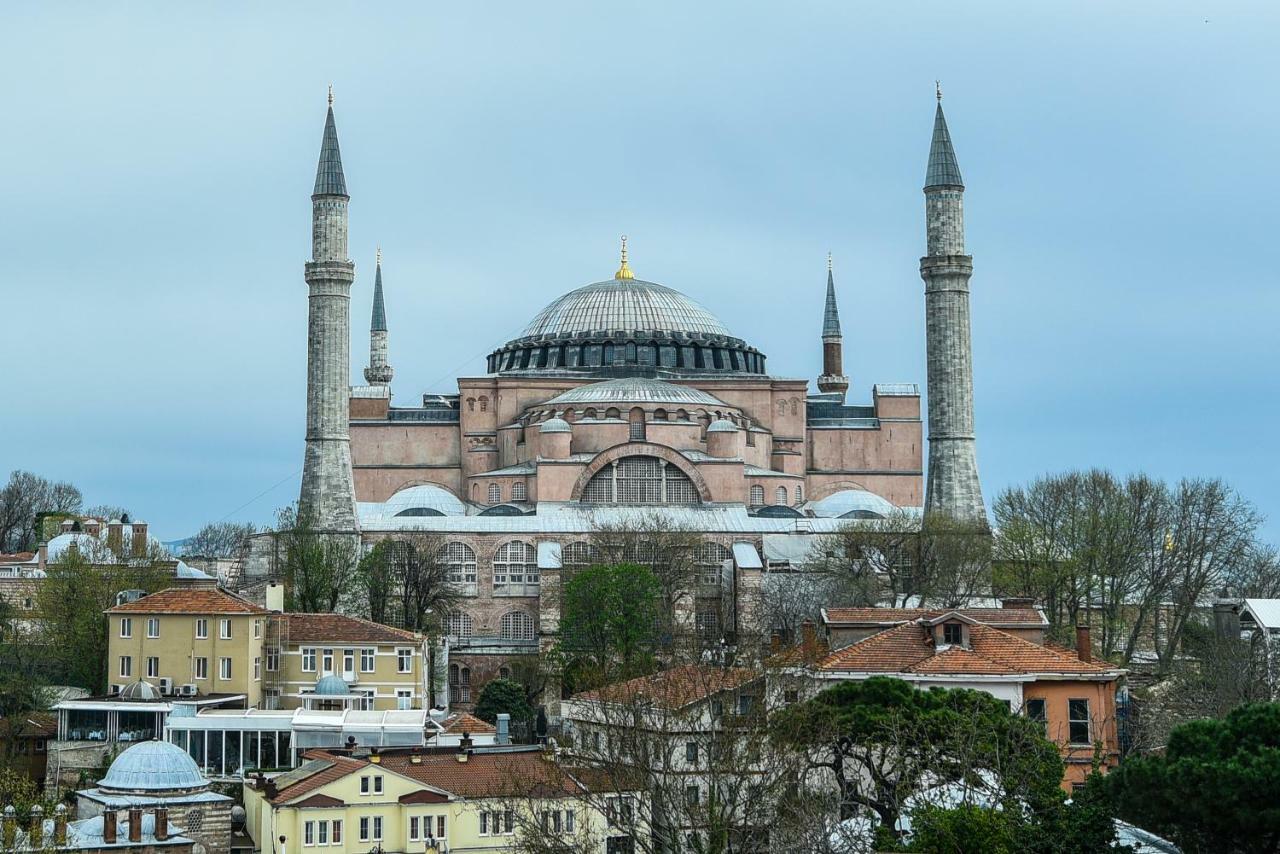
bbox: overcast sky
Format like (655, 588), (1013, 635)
(2, 2), (1277, 542)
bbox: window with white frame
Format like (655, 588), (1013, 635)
(397, 647), (412, 673)
(487, 483), (502, 504)
(581, 456), (699, 505)
(372, 817), (383, 841)
(219, 619), (232, 640)
(342, 649), (355, 675)
(146, 618), (159, 638)
(409, 817), (420, 841)
(195, 619), (208, 639)
(480, 811), (514, 836)
(500, 610), (536, 641)
(493, 540), (538, 589)
(147, 657), (159, 678)
(749, 485), (764, 506)
(119, 618), (132, 638)
(359, 818), (370, 842)
(119, 656), (132, 678)
(696, 542), (731, 587)
(434, 816), (446, 839)
(360, 648), (376, 672)
(318, 820), (329, 845)
(1068, 698), (1091, 745)
(219, 657), (231, 680)
(254, 657), (262, 680)
(331, 820), (341, 844)
(254, 619), (262, 639)
(321, 649), (334, 673)
(446, 611), (473, 639)
(360, 775), (370, 795)
(304, 821), (314, 846)
(266, 647), (279, 672)
(374, 776), (384, 795)
(775, 486), (788, 506)
(511, 481), (526, 501)
(440, 541), (477, 585)
(396, 689), (412, 710)
(194, 657), (208, 680)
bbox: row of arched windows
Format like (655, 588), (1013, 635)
(748, 485), (805, 507)
(445, 609), (536, 641)
(482, 482), (528, 505)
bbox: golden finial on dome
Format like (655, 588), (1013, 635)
(614, 235), (634, 280)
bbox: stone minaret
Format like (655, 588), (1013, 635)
(299, 89), (359, 531)
(816, 253), (849, 397)
(363, 248), (394, 385)
(921, 91), (986, 523)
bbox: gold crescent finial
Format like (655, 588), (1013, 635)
(936, 80), (942, 103)
(615, 235), (634, 280)
(328, 84), (334, 107)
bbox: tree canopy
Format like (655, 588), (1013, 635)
(473, 677), (534, 728)
(556, 562), (663, 691)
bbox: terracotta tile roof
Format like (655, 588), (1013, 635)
(815, 621), (1117, 678)
(0, 552), (35, 562)
(108, 587), (268, 615)
(376, 750), (587, 799)
(823, 606), (1046, 626)
(572, 664), (759, 710)
(281, 613), (421, 645)
(270, 754), (368, 804)
(291, 794), (345, 808)
(442, 712), (496, 735)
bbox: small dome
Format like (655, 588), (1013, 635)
(380, 484), (466, 517)
(706, 419), (738, 433)
(314, 675), (351, 696)
(545, 377), (725, 408)
(99, 741), (207, 792)
(539, 417), (572, 434)
(807, 489), (896, 519)
(118, 680), (162, 701)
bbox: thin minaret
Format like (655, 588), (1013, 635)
(299, 87), (359, 531)
(920, 85), (986, 524)
(364, 247), (394, 385)
(817, 252), (849, 398)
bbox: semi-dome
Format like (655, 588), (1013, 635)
(706, 419), (738, 433)
(546, 377), (726, 408)
(381, 484), (466, 518)
(98, 740), (207, 793)
(314, 675), (351, 695)
(522, 279), (731, 339)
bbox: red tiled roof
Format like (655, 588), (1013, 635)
(823, 606), (1046, 626)
(815, 621), (1117, 677)
(282, 613), (421, 644)
(271, 754), (368, 804)
(291, 794), (345, 808)
(108, 587), (268, 615)
(377, 750), (586, 799)
(572, 664), (759, 710)
(442, 712), (496, 735)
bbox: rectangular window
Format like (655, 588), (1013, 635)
(565, 810), (574, 833)
(254, 657), (262, 681)
(195, 619), (208, 639)
(943, 623), (963, 645)
(373, 776), (383, 795)
(146, 618), (159, 638)
(410, 816), (419, 841)
(266, 647), (279, 672)
(1068, 698), (1091, 745)
(322, 648), (334, 673)
(219, 657), (231, 680)
(219, 619), (232, 640)
(331, 820), (341, 845)
(361, 648), (376, 672)
(685, 785), (700, 806)
(119, 656), (132, 678)
(397, 648), (412, 673)
(317, 821), (327, 846)
(436, 816), (445, 839)
(120, 618), (132, 638)
(359, 817), (369, 842)
(147, 657), (159, 678)
(1026, 698), (1048, 736)
(397, 689), (412, 710)
(360, 775), (370, 795)
(372, 817), (382, 842)
(343, 649), (355, 675)
(685, 741), (698, 763)
(254, 619), (262, 639)
(194, 657), (208, 680)
(738, 694), (754, 715)
(304, 821), (314, 846)
(302, 648), (316, 672)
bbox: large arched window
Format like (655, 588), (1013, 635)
(449, 664), (471, 704)
(775, 486), (788, 506)
(487, 483), (502, 504)
(439, 542), (477, 585)
(580, 456), (699, 506)
(749, 485), (764, 506)
(697, 542), (732, 587)
(494, 541), (538, 590)
(500, 611), (536, 641)
(511, 481), (527, 502)
(562, 541), (601, 571)
(446, 611), (473, 639)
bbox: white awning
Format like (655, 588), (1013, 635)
(732, 542), (763, 569)
(537, 541), (562, 569)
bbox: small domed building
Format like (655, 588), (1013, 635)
(76, 740), (232, 854)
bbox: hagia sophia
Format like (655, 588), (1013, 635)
(278, 89), (985, 712)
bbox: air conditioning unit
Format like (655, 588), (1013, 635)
(109, 684), (123, 695)
(180, 684), (198, 697)
(158, 677), (174, 695)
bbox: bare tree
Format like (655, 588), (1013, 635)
(0, 471), (82, 552)
(271, 505), (360, 613)
(358, 530), (460, 633)
(181, 521), (259, 559)
(1224, 541), (1280, 599)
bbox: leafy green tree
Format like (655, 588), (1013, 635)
(1107, 702), (1280, 853)
(907, 803), (1021, 854)
(555, 563), (663, 690)
(473, 677), (534, 729)
(273, 505), (359, 613)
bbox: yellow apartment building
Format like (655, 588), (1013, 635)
(106, 588), (270, 705)
(243, 746), (644, 854)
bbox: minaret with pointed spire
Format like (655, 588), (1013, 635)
(299, 87), (359, 531)
(817, 253), (849, 397)
(920, 86), (986, 524)
(364, 247), (394, 385)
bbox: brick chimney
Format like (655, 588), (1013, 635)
(154, 807), (169, 841)
(1001, 597), (1035, 610)
(128, 807), (142, 843)
(84, 519), (101, 536)
(800, 620), (817, 661)
(131, 521), (148, 557)
(54, 805), (67, 845)
(37, 541), (48, 568)
(27, 805), (42, 848)
(101, 809), (117, 844)
(1075, 625), (1092, 663)
(107, 519), (124, 553)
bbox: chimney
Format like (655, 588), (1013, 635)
(2, 805), (15, 849)
(101, 809), (117, 844)
(496, 713), (510, 745)
(37, 541), (48, 568)
(1001, 597), (1035, 610)
(800, 620), (817, 661)
(457, 732), (473, 762)
(107, 519), (124, 553)
(27, 806), (42, 848)
(84, 519), (101, 536)
(131, 521), (148, 557)
(59, 518), (74, 533)
(154, 807), (169, 841)
(128, 807), (142, 843)
(262, 779), (279, 801)
(1075, 626), (1092, 663)
(54, 805), (68, 845)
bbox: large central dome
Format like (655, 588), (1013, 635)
(521, 279), (731, 339)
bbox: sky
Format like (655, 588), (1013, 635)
(2, 2), (1277, 542)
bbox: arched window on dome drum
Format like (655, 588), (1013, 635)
(697, 542), (732, 588)
(580, 456), (700, 506)
(605, 407), (621, 420)
(439, 542), (477, 585)
(487, 483), (502, 504)
(500, 611), (536, 641)
(749, 485), (764, 506)
(584, 408), (597, 420)
(629, 408), (646, 442)
(493, 541), (538, 591)
(775, 487), (788, 506)
(653, 408), (668, 422)
(446, 611), (473, 639)
(511, 481), (526, 502)
(676, 409), (689, 422)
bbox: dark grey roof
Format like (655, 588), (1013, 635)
(371, 259), (387, 332)
(823, 269), (841, 337)
(313, 106), (348, 197)
(925, 103), (963, 189)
